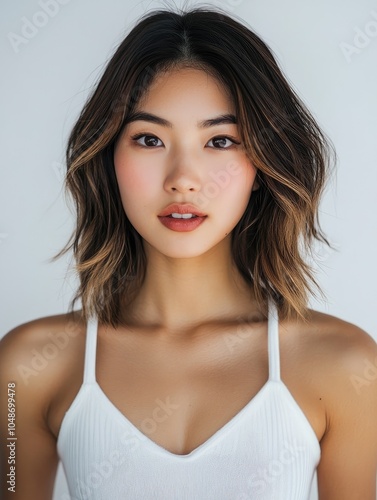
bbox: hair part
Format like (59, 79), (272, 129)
(52, 4), (337, 328)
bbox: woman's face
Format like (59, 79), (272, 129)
(113, 67), (259, 258)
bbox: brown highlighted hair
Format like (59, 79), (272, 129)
(52, 5), (336, 328)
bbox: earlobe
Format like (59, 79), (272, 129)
(252, 179), (260, 191)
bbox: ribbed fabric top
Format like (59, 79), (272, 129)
(57, 298), (321, 499)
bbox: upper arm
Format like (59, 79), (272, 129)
(317, 324), (377, 500)
(0, 322), (59, 500)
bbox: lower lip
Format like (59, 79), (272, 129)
(158, 216), (207, 232)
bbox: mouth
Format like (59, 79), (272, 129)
(158, 204), (207, 218)
(166, 213), (200, 219)
(158, 214), (207, 232)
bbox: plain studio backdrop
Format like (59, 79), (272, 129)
(1, 0), (376, 498)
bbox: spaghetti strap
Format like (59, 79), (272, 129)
(82, 304), (280, 384)
(58, 296), (321, 499)
(267, 297), (281, 382)
(83, 314), (98, 384)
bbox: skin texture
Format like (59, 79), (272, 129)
(1, 68), (377, 500)
(113, 67), (261, 333)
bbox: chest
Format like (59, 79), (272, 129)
(50, 322), (326, 455)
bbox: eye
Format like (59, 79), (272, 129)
(131, 133), (241, 149)
(131, 134), (163, 148)
(207, 136), (240, 149)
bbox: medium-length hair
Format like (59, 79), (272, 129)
(52, 5), (336, 328)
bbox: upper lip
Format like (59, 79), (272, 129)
(158, 203), (207, 217)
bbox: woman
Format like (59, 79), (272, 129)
(1, 5), (376, 500)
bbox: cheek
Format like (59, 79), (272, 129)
(214, 157), (256, 203)
(114, 152), (160, 212)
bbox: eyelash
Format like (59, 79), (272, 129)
(130, 132), (241, 150)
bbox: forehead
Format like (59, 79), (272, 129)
(136, 67), (235, 111)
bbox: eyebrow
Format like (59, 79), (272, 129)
(124, 111), (237, 129)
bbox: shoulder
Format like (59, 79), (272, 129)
(0, 310), (86, 360)
(282, 308), (377, 411)
(302, 311), (377, 495)
(304, 308), (377, 376)
(0, 312), (86, 499)
(293, 308), (377, 388)
(0, 310), (86, 405)
(283, 307), (376, 358)
(298, 308), (377, 423)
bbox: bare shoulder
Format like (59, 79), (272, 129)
(279, 307), (376, 414)
(303, 308), (377, 379)
(303, 313), (377, 496)
(0, 310), (86, 355)
(0, 310), (86, 402)
(0, 311), (87, 499)
(291, 308), (377, 393)
(294, 308), (377, 496)
(300, 307), (377, 430)
(1, 310), (86, 346)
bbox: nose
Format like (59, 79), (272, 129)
(163, 153), (202, 193)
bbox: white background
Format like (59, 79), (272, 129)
(1, 0), (376, 498)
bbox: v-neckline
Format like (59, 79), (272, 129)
(90, 297), (277, 459)
(92, 377), (275, 459)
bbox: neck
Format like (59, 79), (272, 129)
(120, 237), (266, 335)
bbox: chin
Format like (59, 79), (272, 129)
(160, 247), (213, 259)
(144, 239), (217, 259)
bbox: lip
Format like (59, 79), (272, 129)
(158, 203), (207, 217)
(158, 215), (207, 232)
